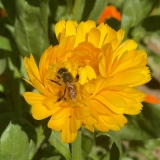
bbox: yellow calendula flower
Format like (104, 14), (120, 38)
(23, 20), (151, 143)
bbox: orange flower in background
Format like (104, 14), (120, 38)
(0, 75), (6, 82)
(98, 6), (121, 24)
(23, 20), (151, 143)
(145, 95), (160, 104)
(0, 9), (7, 18)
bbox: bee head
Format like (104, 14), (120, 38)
(57, 68), (68, 76)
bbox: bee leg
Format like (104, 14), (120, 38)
(49, 79), (61, 85)
(61, 87), (66, 99)
(75, 73), (79, 82)
(55, 87), (66, 103)
(55, 96), (63, 103)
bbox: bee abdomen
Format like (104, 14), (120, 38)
(66, 83), (77, 100)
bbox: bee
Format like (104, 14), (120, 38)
(50, 67), (79, 103)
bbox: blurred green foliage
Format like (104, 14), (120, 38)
(0, 0), (160, 159)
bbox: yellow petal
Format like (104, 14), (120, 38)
(115, 87), (145, 99)
(94, 95), (124, 114)
(70, 110), (82, 133)
(84, 76), (109, 97)
(39, 46), (53, 80)
(74, 22), (86, 46)
(100, 115), (120, 130)
(124, 103), (143, 115)
(75, 20), (96, 46)
(51, 107), (71, 120)
(55, 20), (66, 42)
(23, 92), (46, 105)
(101, 115), (117, 125)
(32, 102), (54, 120)
(107, 73), (145, 87)
(29, 54), (42, 82)
(78, 67), (88, 84)
(42, 96), (62, 110)
(112, 67), (144, 79)
(100, 44), (113, 77)
(24, 55), (42, 84)
(24, 57), (36, 82)
(22, 78), (33, 86)
(61, 117), (77, 143)
(113, 40), (137, 58)
(116, 29), (125, 49)
(83, 79), (98, 97)
(75, 105), (91, 119)
(82, 115), (98, 125)
(114, 114), (127, 127)
(84, 124), (94, 132)
(32, 78), (52, 96)
(94, 116), (109, 132)
(90, 99), (112, 115)
(88, 28), (100, 47)
(78, 65), (97, 85)
(103, 24), (117, 46)
(65, 20), (78, 37)
(100, 90), (126, 109)
(56, 36), (75, 61)
(97, 23), (108, 48)
(111, 50), (137, 75)
(48, 113), (68, 131)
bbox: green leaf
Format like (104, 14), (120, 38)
(0, 36), (12, 51)
(121, 0), (141, 31)
(117, 103), (160, 140)
(15, 0), (49, 61)
(140, 0), (158, 20)
(28, 140), (36, 160)
(0, 122), (29, 160)
(131, 26), (146, 42)
(29, 126), (45, 160)
(14, 118), (37, 143)
(49, 0), (74, 22)
(48, 130), (71, 160)
(102, 154), (110, 160)
(82, 131), (94, 159)
(0, 37), (10, 75)
(66, 0), (73, 15)
(109, 143), (120, 160)
(0, 35), (21, 70)
(87, 0), (109, 22)
(39, 0), (50, 33)
(1, 0), (16, 24)
(73, 0), (85, 22)
(41, 156), (62, 160)
(97, 131), (122, 160)
(0, 113), (15, 137)
(0, 57), (6, 75)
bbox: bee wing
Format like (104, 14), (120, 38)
(76, 82), (90, 100)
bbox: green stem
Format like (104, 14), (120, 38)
(66, 0), (74, 19)
(71, 129), (81, 160)
(66, 0), (73, 12)
(29, 135), (45, 160)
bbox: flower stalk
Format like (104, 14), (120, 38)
(71, 129), (81, 160)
